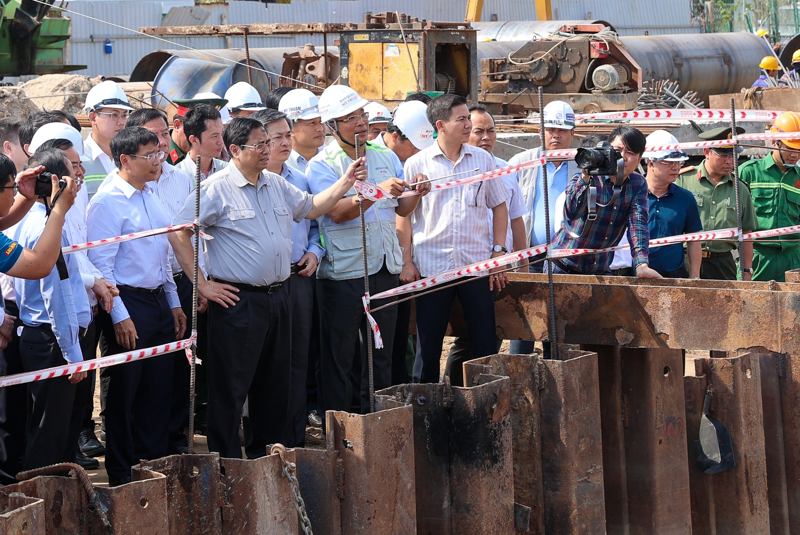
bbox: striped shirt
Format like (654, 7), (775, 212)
(404, 142), (508, 277)
(551, 171), (649, 274)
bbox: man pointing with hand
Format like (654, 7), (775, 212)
(171, 117), (370, 458)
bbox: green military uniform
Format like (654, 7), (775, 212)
(676, 161), (758, 280)
(167, 138), (186, 166)
(739, 152), (800, 282)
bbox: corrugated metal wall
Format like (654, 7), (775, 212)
(64, 0), (699, 78)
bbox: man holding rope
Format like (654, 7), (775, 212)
(307, 86), (427, 418)
(405, 94), (508, 384)
(170, 117), (367, 458)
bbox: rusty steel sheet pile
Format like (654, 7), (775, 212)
(3, 274), (800, 534)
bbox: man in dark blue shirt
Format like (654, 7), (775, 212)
(642, 131), (702, 278)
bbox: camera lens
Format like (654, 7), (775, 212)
(575, 148), (606, 169)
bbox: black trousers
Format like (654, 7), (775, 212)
(72, 320), (96, 443)
(413, 278), (497, 384)
(0, 301), (26, 482)
(206, 283), (291, 459)
(103, 287), (175, 481)
(286, 273), (314, 447)
(168, 274), (193, 452)
(391, 299), (412, 385)
(20, 324), (78, 471)
(305, 274), (321, 415)
(82, 307), (111, 432)
(317, 266), (398, 417)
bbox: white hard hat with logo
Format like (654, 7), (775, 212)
(542, 101), (575, 130)
(279, 88), (320, 122)
(642, 130), (688, 162)
(365, 102), (391, 124)
(29, 122), (90, 162)
(391, 101), (434, 150)
(224, 82), (266, 112)
(318, 85), (369, 123)
(84, 81), (134, 113)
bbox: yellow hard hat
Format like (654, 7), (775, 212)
(771, 112), (800, 150)
(760, 56), (780, 70)
(792, 49), (800, 63)
(756, 28), (769, 38)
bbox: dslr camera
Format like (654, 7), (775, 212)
(575, 141), (625, 177)
(34, 171), (66, 198)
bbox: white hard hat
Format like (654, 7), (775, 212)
(84, 81), (134, 113)
(542, 101), (575, 130)
(643, 130), (688, 162)
(319, 85), (369, 123)
(364, 102), (391, 124)
(29, 122), (90, 162)
(391, 101), (435, 151)
(224, 82), (266, 112)
(279, 88), (320, 122)
(193, 92), (232, 124)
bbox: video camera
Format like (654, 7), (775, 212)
(574, 141), (625, 177)
(34, 171), (66, 198)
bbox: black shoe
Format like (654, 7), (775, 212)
(74, 451), (100, 470)
(78, 429), (105, 457)
(307, 410), (323, 428)
(168, 446), (190, 455)
(100, 429), (106, 442)
(108, 475), (131, 487)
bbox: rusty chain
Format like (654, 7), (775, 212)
(271, 444), (313, 535)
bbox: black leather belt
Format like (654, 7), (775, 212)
(213, 278), (285, 295)
(118, 284), (163, 295)
(290, 263), (302, 275)
(174, 271), (185, 281)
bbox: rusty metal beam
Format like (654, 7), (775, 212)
(375, 378), (515, 535)
(463, 354), (546, 535)
(620, 348), (692, 534)
(0, 493), (45, 534)
(692, 354), (771, 534)
(482, 274), (800, 354)
(139, 23), (345, 36)
(539, 350), (606, 534)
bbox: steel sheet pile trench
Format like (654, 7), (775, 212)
(375, 376), (515, 535)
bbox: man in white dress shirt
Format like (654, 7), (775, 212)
(87, 127), (187, 486)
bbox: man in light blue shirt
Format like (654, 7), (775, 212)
(13, 148), (91, 471)
(257, 108), (324, 447)
(87, 127), (187, 486)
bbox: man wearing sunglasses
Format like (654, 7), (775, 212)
(739, 112), (800, 282)
(677, 126), (757, 280)
(86, 126), (186, 486)
(641, 131), (703, 278)
(82, 81), (134, 199)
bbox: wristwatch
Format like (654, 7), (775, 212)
(493, 244), (508, 254)
(743, 268), (753, 274)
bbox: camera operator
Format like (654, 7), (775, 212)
(550, 126), (661, 278)
(12, 148), (90, 471)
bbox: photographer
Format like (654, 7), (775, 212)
(12, 148), (90, 471)
(550, 126), (661, 278)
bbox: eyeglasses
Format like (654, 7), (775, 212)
(657, 160), (682, 167)
(337, 112), (370, 126)
(95, 110), (130, 122)
(241, 140), (275, 152)
(0, 184), (19, 194)
(710, 149), (735, 160)
(128, 151), (166, 163)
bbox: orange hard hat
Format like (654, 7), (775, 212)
(771, 112), (800, 150)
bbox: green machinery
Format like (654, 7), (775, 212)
(0, 0), (84, 78)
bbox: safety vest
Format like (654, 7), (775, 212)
(83, 158), (111, 201)
(315, 143), (403, 281)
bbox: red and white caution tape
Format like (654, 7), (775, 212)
(576, 109), (781, 122)
(548, 228), (737, 258)
(737, 132), (800, 141)
(0, 337), (194, 389)
(362, 294), (384, 349)
(741, 224), (800, 240)
(62, 223), (212, 255)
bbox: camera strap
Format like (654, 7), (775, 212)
(565, 158), (626, 239)
(43, 202), (69, 282)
